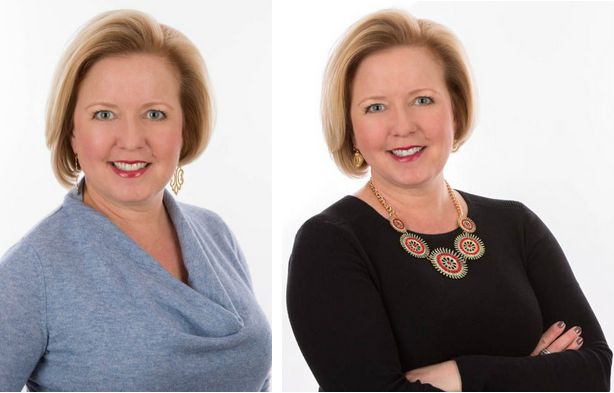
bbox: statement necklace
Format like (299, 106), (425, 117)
(368, 179), (485, 279)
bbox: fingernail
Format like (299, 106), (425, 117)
(557, 321), (565, 328)
(574, 326), (582, 334)
(576, 337), (584, 345)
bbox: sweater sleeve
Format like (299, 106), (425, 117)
(0, 242), (48, 392)
(454, 204), (612, 391)
(287, 217), (442, 391)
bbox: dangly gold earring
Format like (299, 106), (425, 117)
(352, 148), (365, 168)
(452, 140), (460, 152)
(75, 154), (81, 171)
(170, 167), (184, 195)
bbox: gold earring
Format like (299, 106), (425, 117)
(352, 148), (365, 168)
(75, 154), (81, 171)
(170, 167), (184, 195)
(452, 141), (460, 152)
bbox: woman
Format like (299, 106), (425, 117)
(286, 9), (611, 391)
(0, 9), (271, 391)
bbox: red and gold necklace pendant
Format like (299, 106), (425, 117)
(454, 232), (485, 260)
(399, 232), (430, 258)
(369, 179), (486, 279)
(429, 248), (468, 279)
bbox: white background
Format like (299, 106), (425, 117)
(274, 1), (614, 391)
(0, 0), (271, 349)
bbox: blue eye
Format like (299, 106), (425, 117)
(365, 103), (386, 113)
(146, 110), (166, 121)
(93, 110), (114, 120)
(415, 96), (433, 105)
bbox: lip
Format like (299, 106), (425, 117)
(391, 145), (422, 150)
(388, 146), (426, 163)
(108, 161), (151, 178)
(113, 160), (149, 164)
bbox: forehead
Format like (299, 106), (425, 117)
(351, 46), (446, 98)
(77, 53), (180, 103)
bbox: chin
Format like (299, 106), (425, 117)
(381, 171), (440, 189)
(107, 184), (164, 205)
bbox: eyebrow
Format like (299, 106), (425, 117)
(84, 102), (175, 110)
(356, 88), (439, 105)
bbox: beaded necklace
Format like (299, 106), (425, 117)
(368, 179), (485, 279)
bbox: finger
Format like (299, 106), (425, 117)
(548, 326), (582, 353)
(562, 333), (584, 351)
(530, 321), (566, 356)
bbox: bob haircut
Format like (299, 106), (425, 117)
(46, 9), (213, 188)
(322, 9), (475, 177)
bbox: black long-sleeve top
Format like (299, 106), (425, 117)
(287, 191), (612, 391)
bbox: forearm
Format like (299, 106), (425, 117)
(455, 343), (612, 391)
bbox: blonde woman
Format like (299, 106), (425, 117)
(286, 10), (611, 391)
(0, 10), (270, 391)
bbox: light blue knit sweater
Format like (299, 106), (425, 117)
(0, 185), (271, 391)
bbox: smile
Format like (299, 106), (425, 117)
(112, 161), (150, 171)
(109, 161), (151, 178)
(390, 146), (424, 157)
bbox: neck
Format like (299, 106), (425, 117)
(375, 173), (449, 212)
(82, 183), (168, 235)
(360, 172), (460, 234)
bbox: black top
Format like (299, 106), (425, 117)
(287, 192), (612, 391)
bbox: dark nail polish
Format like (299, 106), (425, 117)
(557, 321), (565, 328)
(574, 326), (582, 334)
(576, 337), (584, 345)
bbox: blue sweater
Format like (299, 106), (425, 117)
(0, 186), (271, 391)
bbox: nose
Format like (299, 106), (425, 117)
(390, 106), (417, 136)
(117, 116), (146, 150)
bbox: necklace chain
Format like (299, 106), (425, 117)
(368, 179), (463, 223)
(367, 178), (485, 279)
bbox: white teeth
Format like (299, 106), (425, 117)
(391, 146), (424, 157)
(112, 162), (148, 171)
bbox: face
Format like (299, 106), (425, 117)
(72, 53), (183, 206)
(350, 46), (455, 189)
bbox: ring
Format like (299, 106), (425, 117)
(539, 348), (551, 355)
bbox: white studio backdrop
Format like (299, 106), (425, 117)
(274, 1), (614, 391)
(0, 0), (271, 330)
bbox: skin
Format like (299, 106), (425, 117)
(349, 46), (583, 391)
(71, 53), (188, 284)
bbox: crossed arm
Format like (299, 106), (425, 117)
(405, 321), (585, 391)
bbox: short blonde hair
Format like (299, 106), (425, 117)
(46, 9), (213, 187)
(322, 9), (475, 177)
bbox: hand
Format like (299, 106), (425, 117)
(405, 360), (461, 391)
(530, 320), (584, 356)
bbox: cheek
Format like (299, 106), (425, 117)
(152, 122), (183, 160)
(72, 118), (115, 160)
(423, 108), (455, 145)
(350, 113), (384, 149)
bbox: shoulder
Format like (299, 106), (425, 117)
(0, 208), (63, 290)
(460, 190), (527, 211)
(291, 196), (374, 264)
(178, 201), (229, 229)
(459, 190), (550, 243)
(296, 196), (367, 242)
(302, 195), (373, 230)
(460, 190), (537, 221)
(3, 204), (72, 261)
(176, 201), (235, 242)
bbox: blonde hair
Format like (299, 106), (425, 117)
(322, 9), (475, 177)
(46, 9), (213, 187)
